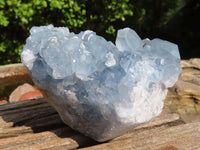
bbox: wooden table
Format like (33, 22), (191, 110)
(0, 98), (199, 150)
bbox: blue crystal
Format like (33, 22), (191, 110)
(21, 25), (181, 141)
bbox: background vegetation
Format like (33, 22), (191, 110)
(0, 0), (199, 65)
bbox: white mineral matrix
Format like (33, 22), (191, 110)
(21, 25), (181, 142)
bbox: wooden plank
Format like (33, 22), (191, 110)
(0, 99), (184, 149)
(0, 128), (78, 150)
(0, 99), (57, 129)
(0, 98), (180, 132)
(80, 122), (199, 150)
(17, 138), (79, 150)
(0, 98), (198, 150)
(0, 63), (32, 86)
(0, 126), (97, 150)
(136, 109), (180, 129)
(0, 98), (46, 111)
(0, 113), (64, 139)
(0, 98), (98, 149)
(110, 118), (184, 143)
(0, 126), (34, 139)
(0, 99), (45, 128)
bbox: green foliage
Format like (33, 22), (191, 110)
(1, 0), (134, 65)
(0, 0), (198, 65)
(0, 0), (88, 65)
(84, 0), (133, 36)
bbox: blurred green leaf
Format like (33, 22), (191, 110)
(106, 25), (116, 35)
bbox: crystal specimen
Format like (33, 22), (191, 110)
(21, 25), (181, 142)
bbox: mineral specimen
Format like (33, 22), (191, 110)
(21, 25), (181, 142)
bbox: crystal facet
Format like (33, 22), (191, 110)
(21, 25), (181, 142)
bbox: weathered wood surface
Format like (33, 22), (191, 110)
(0, 98), (199, 150)
(165, 58), (200, 122)
(0, 63), (31, 86)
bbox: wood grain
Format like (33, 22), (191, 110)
(0, 63), (31, 86)
(1, 98), (198, 150)
(81, 122), (199, 150)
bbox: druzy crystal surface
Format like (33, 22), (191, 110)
(21, 25), (181, 142)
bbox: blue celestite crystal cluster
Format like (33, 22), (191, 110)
(21, 25), (181, 141)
